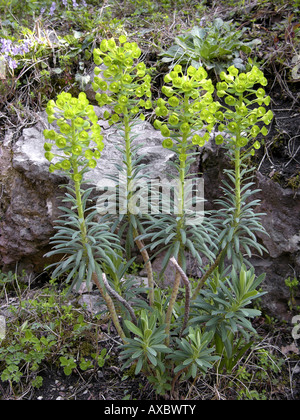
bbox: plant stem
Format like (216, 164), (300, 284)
(92, 272), (127, 343)
(165, 107), (189, 344)
(191, 250), (224, 300)
(69, 129), (127, 343)
(133, 229), (155, 307)
(123, 107), (155, 307)
(71, 119), (87, 242)
(192, 136), (242, 299)
(234, 143), (241, 226)
(73, 164), (87, 242)
(102, 272), (137, 325)
(124, 108), (133, 182)
(169, 257), (190, 336)
(165, 256), (181, 346)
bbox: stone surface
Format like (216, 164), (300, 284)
(256, 172), (300, 260)
(251, 173), (300, 319)
(77, 293), (106, 315)
(0, 315), (5, 340)
(0, 133), (65, 272)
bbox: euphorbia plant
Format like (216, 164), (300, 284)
(189, 64), (273, 366)
(92, 36), (155, 306)
(126, 63), (273, 385)
(41, 37), (273, 395)
(43, 91), (127, 342)
(142, 63), (219, 342)
(192, 64), (273, 298)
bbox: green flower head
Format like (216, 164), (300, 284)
(215, 134), (224, 145)
(187, 65), (197, 76)
(56, 136), (67, 149)
(43, 129), (56, 140)
(180, 123), (190, 134)
(61, 160), (71, 170)
(88, 159), (97, 169)
(79, 131), (89, 141)
(44, 142), (52, 152)
(73, 173), (82, 182)
(85, 149), (94, 160)
(45, 152), (55, 162)
(74, 117), (84, 127)
(118, 95), (128, 106)
(72, 145), (82, 155)
(168, 114), (179, 126)
(168, 96), (180, 107)
(228, 65), (239, 77)
(119, 35), (127, 44)
(60, 123), (71, 134)
(100, 39), (108, 52)
(251, 125), (260, 137)
(160, 124), (171, 137)
(173, 64), (182, 74)
(109, 82), (120, 93)
(192, 134), (201, 145)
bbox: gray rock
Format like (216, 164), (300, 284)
(0, 315), (5, 340)
(77, 293), (106, 315)
(256, 172), (300, 259)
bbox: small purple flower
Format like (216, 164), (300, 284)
(62, 0), (68, 6)
(7, 57), (17, 70)
(199, 17), (206, 27)
(21, 42), (30, 54)
(49, 1), (56, 15)
(0, 39), (12, 56)
(12, 46), (21, 56)
(72, 0), (78, 8)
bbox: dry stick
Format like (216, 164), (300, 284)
(169, 257), (190, 337)
(101, 273), (137, 326)
(92, 272), (126, 343)
(164, 255), (182, 346)
(133, 230), (154, 308)
(191, 250), (224, 300)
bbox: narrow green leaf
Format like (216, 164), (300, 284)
(124, 320), (144, 339)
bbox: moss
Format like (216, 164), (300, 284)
(78, 341), (95, 357)
(287, 173), (300, 191)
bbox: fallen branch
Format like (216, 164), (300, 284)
(169, 256), (190, 336)
(102, 273), (137, 326)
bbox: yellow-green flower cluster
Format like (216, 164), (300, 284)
(92, 36), (152, 124)
(43, 92), (103, 180)
(215, 65), (273, 152)
(154, 65), (217, 151)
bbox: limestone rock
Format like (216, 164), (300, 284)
(0, 315), (5, 340)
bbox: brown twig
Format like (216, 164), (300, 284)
(92, 272), (126, 343)
(133, 229), (154, 308)
(191, 249), (224, 300)
(101, 273), (137, 325)
(169, 256), (190, 337)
